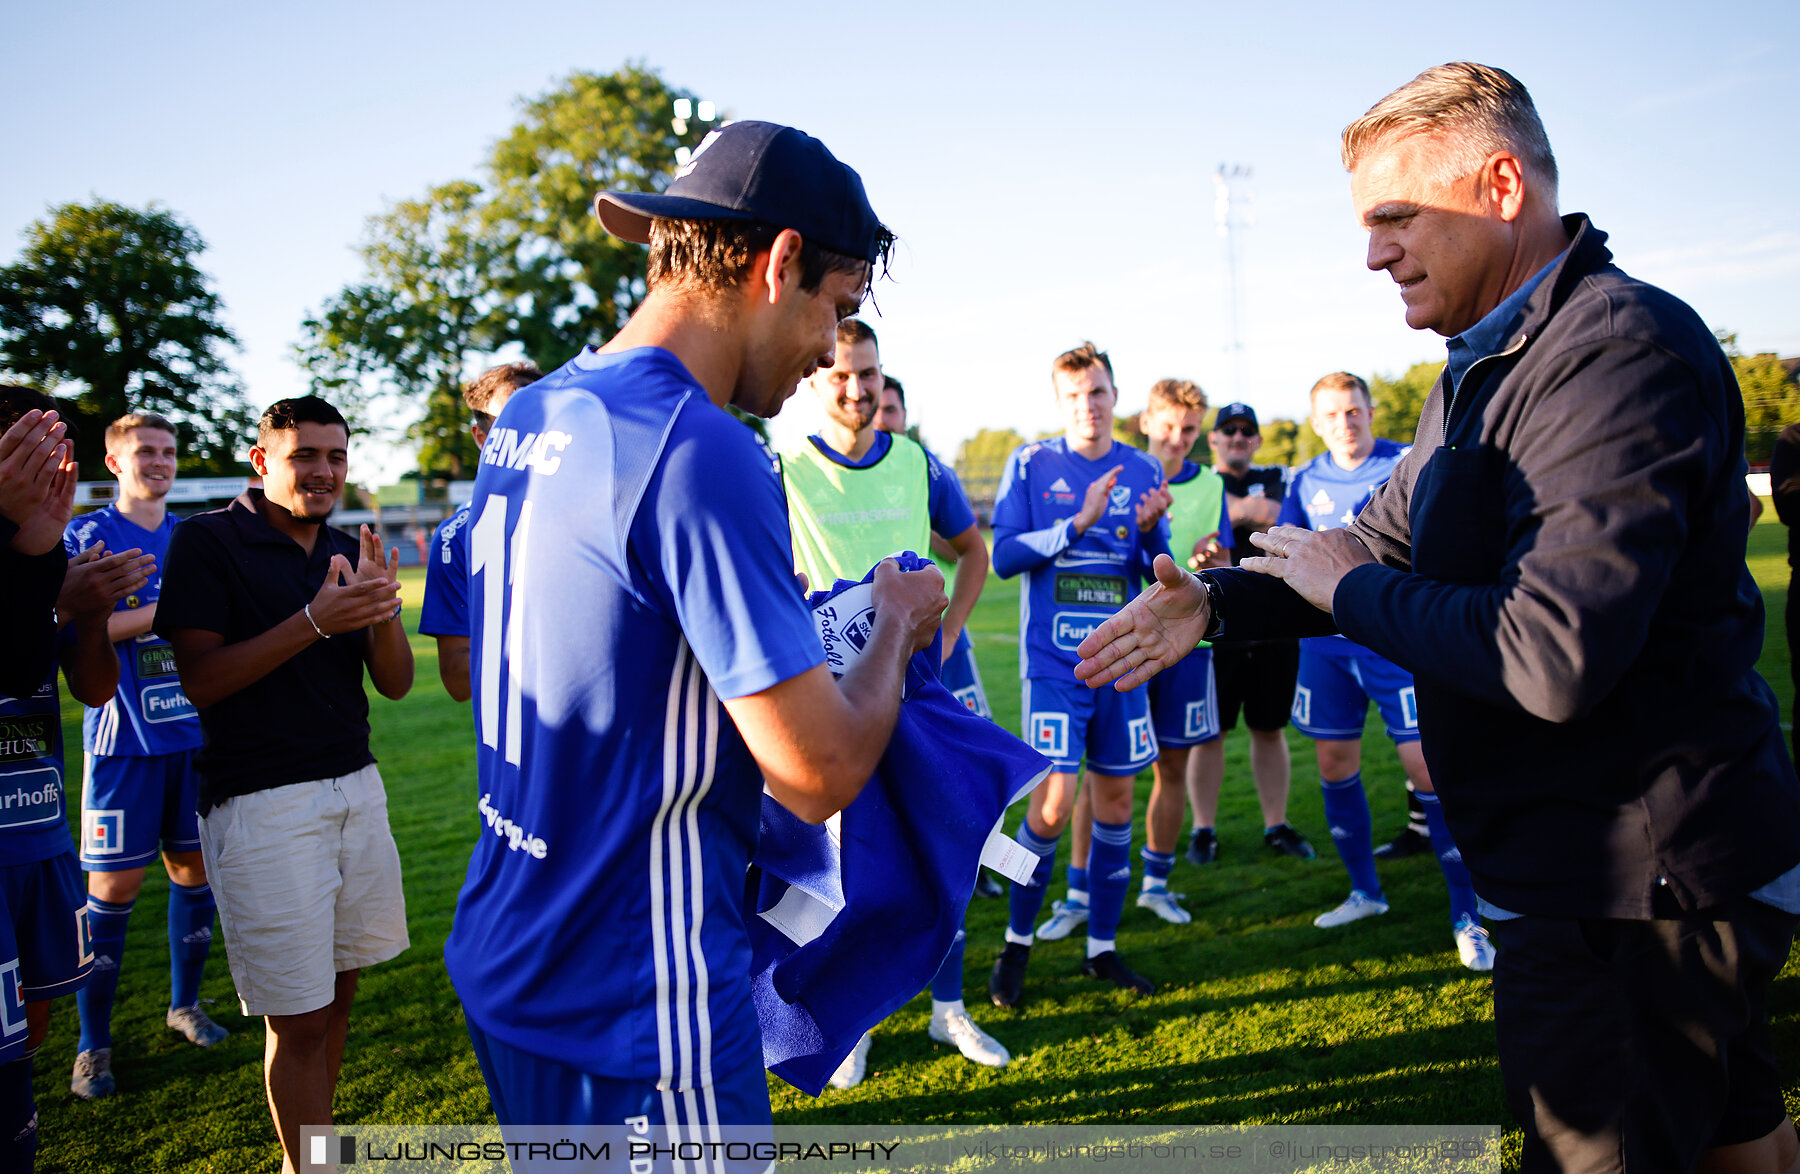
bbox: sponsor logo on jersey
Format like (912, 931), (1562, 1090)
(1114, 525), (1128, 540)
(476, 792), (549, 859)
(1050, 611), (1102, 651)
(1053, 573), (1125, 607)
(84, 809), (124, 855)
(0, 715), (52, 763)
(0, 765), (61, 831)
(1049, 478), (1072, 493)
(481, 428), (573, 476)
(141, 682), (195, 724)
(1053, 549), (1125, 569)
(1128, 716), (1154, 761)
(1029, 712), (1069, 759)
(438, 505), (470, 563)
(1308, 489), (1335, 514)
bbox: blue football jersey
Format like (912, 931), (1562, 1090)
(990, 438), (1170, 679)
(1279, 438), (1411, 534)
(0, 669), (76, 866)
(443, 346), (826, 1087)
(63, 507), (200, 757)
(418, 500), (472, 638)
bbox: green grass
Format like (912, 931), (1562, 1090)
(34, 514), (1800, 1171)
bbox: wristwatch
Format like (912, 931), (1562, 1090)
(1196, 572), (1225, 640)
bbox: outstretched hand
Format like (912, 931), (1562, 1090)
(1073, 554), (1210, 691)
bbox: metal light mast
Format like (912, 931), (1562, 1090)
(1213, 164), (1253, 399)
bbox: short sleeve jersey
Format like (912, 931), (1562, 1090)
(991, 438), (1169, 679)
(0, 669), (75, 866)
(418, 500), (472, 638)
(1279, 439), (1412, 535)
(64, 506), (201, 756)
(442, 346), (825, 1086)
(1216, 464), (1289, 567)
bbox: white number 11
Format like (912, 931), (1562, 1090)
(471, 494), (533, 764)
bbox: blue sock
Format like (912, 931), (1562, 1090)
(930, 924), (967, 1002)
(1140, 848), (1174, 888)
(167, 882), (216, 1010)
(76, 896), (134, 1053)
(1066, 866), (1089, 899)
(1417, 791), (1480, 925)
(1008, 824), (1060, 939)
(1086, 819), (1133, 947)
(1321, 772), (1383, 900)
(0, 1059), (34, 1174)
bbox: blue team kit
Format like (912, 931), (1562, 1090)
(1280, 440), (1421, 741)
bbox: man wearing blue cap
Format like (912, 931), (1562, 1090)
(443, 122), (948, 1143)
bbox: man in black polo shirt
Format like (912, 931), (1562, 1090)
(157, 396), (412, 1174)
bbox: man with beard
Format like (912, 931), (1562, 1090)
(156, 395), (413, 1174)
(781, 318), (1005, 1086)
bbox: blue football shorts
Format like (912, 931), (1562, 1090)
(1148, 646), (1221, 748)
(466, 1020), (774, 1172)
(939, 630), (991, 720)
(1022, 675), (1157, 775)
(1290, 636), (1420, 743)
(0, 849), (93, 1061)
(80, 748), (203, 870)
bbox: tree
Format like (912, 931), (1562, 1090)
(1369, 360), (1444, 444)
(955, 428), (1027, 521)
(297, 181), (508, 478)
(485, 65), (713, 368)
(1718, 333), (1800, 466)
(0, 200), (250, 473)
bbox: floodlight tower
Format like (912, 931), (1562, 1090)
(1213, 164), (1253, 399)
(671, 98), (724, 165)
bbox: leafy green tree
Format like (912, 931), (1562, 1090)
(0, 200), (250, 473)
(956, 428), (1027, 519)
(485, 65), (712, 368)
(1718, 332), (1800, 466)
(297, 180), (507, 478)
(1369, 360), (1444, 444)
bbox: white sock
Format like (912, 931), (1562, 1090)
(1004, 928), (1035, 947)
(1066, 887), (1090, 906)
(931, 998), (964, 1020)
(1086, 936), (1115, 958)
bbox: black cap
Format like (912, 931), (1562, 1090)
(594, 121), (886, 263)
(1214, 402), (1259, 430)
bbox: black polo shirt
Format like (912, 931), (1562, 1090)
(154, 489), (374, 813)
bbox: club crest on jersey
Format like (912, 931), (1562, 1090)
(1029, 712), (1069, 759)
(813, 582), (879, 674)
(1108, 485), (1132, 514)
(85, 809), (124, 856)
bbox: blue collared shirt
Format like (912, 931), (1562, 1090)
(1443, 249), (1565, 398)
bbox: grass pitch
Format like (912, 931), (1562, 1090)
(32, 514), (1800, 1171)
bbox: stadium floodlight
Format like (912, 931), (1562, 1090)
(697, 100), (716, 122)
(675, 146), (692, 166)
(672, 98), (693, 120)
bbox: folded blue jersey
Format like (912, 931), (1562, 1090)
(748, 551), (1049, 1095)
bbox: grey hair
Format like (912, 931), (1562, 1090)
(1342, 63), (1558, 206)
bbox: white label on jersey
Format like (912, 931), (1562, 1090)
(0, 765), (63, 830)
(813, 582), (878, 675)
(1291, 685), (1312, 726)
(84, 808), (124, 856)
(981, 826), (1041, 885)
(0, 959), (23, 1038)
(1129, 716), (1155, 761)
(1050, 611), (1101, 652)
(141, 682), (194, 724)
(1029, 712), (1069, 759)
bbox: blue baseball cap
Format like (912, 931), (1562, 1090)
(594, 121), (887, 263)
(1214, 402), (1259, 430)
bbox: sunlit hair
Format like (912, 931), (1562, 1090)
(464, 361), (542, 417)
(646, 217), (893, 297)
(1145, 378), (1207, 417)
(1309, 371), (1372, 409)
(1051, 341), (1114, 388)
(1342, 62), (1559, 206)
(105, 412), (178, 453)
(838, 318), (878, 351)
(257, 395), (347, 449)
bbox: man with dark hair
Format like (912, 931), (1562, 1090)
(782, 318), (1004, 1084)
(66, 412), (226, 1104)
(986, 341), (1171, 1008)
(1079, 62), (1800, 1172)
(1, 385), (153, 1172)
(419, 362), (543, 701)
(443, 121), (945, 1141)
(156, 394), (413, 1173)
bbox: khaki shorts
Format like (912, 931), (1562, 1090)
(198, 764), (409, 1017)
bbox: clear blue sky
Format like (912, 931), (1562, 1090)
(6, 0), (1796, 477)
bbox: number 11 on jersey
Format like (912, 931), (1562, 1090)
(471, 494), (533, 765)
